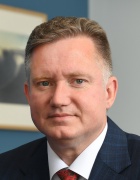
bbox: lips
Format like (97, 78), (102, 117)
(48, 113), (73, 118)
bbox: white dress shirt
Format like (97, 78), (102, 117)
(47, 123), (107, 180)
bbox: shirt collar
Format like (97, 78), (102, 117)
(47, 123), (108, 179)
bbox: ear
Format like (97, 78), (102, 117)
(24, 82), (30, 105)
(106, 76), (118, 109)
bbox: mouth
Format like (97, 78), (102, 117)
(48, 113), (73, 119)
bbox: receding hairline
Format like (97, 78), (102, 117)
(29, 35), (109, 84)
(25, 16), (112, 84)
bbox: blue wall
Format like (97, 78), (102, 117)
(0, 0), (87, 20)
(0, 130), (44, 153)
(0, 0), (88, 153)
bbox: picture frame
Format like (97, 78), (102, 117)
(0, 4), (47, 131)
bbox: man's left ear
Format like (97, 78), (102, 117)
(106, 76), (118, 109)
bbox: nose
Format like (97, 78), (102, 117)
(50, 82), (71, 107)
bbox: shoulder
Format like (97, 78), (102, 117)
(107, 117), (140, 159)
(126, 132), (140, 143)
(0, 137), (49, 179)
(107, 117), (140, 177)
(126, 132), (140, 156)
(0, 137), (47, 165)
(123, 133), (140, 177)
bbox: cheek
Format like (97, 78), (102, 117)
(30, 90), (50, 105)
(77, 91), (107, 133)
(29, 93), (47, 116)
(29, 93), (50, 130)
(76, 88), (107, 117)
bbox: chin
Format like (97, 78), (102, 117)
(48, 129), (76, 140)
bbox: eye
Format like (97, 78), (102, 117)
(71, 78), (87, 88)
(40, 81), (50, 86)
(75, 79), (84, 84)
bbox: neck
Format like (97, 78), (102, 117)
(47, 136), (96, 166)
(49, 141), (83, 166)
(47, 122), (107, 165)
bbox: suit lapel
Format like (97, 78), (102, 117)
(89, 156), (128, 180)
(19, 138), (50, 179)
(89, 117), (131, 180)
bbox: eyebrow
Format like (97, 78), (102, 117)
(65, 72), (93, 80)
(32, 72), (94, 83)
(32, 76), (52, 83)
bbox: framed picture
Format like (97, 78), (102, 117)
(0, 4), (47, 131)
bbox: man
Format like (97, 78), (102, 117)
(0, 17), (140, 180)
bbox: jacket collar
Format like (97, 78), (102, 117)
(89, 117), (131, 179)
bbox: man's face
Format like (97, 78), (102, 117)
(24, 36), (117, 146)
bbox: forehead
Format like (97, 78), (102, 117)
(30, 36), (103, 76)
(32, 36), (99, 61)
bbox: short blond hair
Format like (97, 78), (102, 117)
(25, 16), (112, 83)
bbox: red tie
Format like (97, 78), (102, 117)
(57, 169), (79, 180)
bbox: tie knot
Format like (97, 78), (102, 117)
(57, 169), (79, 180)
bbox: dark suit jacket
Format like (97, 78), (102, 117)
(0, 117), (140, 180)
